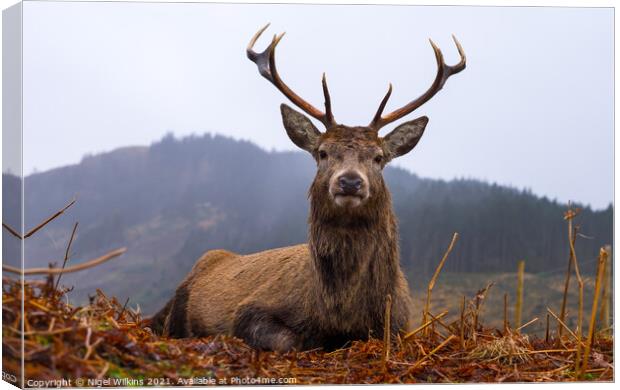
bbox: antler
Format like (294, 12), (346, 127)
(370, 35), (466, 131)
(247, 24), (336, 128)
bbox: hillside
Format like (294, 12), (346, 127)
(4, 133), (612, 313)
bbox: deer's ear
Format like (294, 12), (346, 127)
(281, 104), (321, 153)
(383, 116), (429, 158)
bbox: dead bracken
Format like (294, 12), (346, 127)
(1, 274), (613, 385)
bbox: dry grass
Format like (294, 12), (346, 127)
(1, 275), (613, 385)
(467, 331), (531, 365)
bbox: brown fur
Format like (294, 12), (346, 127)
(151, 122), (421, 352)
(153, 24), (465, 350)
(152, 25), (468, 351)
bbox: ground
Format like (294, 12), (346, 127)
(1, 277), (613, 386)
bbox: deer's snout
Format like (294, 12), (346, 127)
(338, 173), (363, 195)
(330, 170), (369, 208)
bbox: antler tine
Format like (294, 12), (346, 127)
(370, 36), (466, 130)
(247, 24), (336, 128)
(322, 73), (335, 127)
(371, 83), (393, 127)
(246, 23), (271, 62)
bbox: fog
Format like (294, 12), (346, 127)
(20, 2), (613, 209)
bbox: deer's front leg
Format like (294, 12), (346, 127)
(232, 305), (300, 352)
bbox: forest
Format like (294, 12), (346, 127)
(2, 132), (612, 314)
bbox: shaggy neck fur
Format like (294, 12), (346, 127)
(307, 178), (400, 333)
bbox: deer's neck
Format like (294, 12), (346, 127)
(307, 194), (400, 300)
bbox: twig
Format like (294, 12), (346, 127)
(403, 311), (448, 340)
(428, 312), (457, 338)
(2, 248), (127, 275)
(414, 340), (427, 357)
(595, 326), (613, 336)
(423, 232), (459, 331)
(597, 245), (611, 335)
(29, 300), (52, 313)
(117, 297), (130, 321)
(503, 293), (508, 334)
(5, 326), (84, 336)
(516, 317), (538, 332)
(55, 222), (79, 290)
(527, 349), (577, 355)
(47, 317), (56, 332)
(459, 295), (466, 349)
(580, 248), (607, 377)
(558, 225), (578, 339)
(431, 368), (451, 383)
(566, 214), (584, 374)
(546, 308), (586, 348)
(24, 198), (76, 239)
(406, 335), (456, 373)
(2, 222), (22, 239)
(515, 260), (525, 330)
(472, 282), (494, 342)
(83, 327), (102, 360)
(97, 362), (110, 380)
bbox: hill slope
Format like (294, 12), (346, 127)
(5, 133), (612, 313)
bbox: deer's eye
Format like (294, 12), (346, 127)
(319, 150), (328, 160)
(374, 155), (383, 164)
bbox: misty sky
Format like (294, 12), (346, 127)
(20, 2), (613, 209)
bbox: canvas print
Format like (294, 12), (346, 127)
(1, 0), (614, 387)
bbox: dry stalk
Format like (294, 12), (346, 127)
(566, 214), (584, 374)
(471, 282), (494, 344)
(97, 362), (110, 380)
(2, 248), (127, 275)
(47, 317), (56, 332)
(428, 312), (457, 338)
(406, 335), (456, 373)
(546, 308), (586, 348)
(528, 348), (577, 355)
(24, 198), (76, 239)
(558, 225), (578, 339)
(403, 311), (448, 340)
(515, 260), (525, 331)
(423, 232), (459, 332)
(597, 245), (611, 335)
(516, 317), (538, 332)
(117, 297), (131, 321)
(55, 222), (79, 290)
(6, 326), (84, 337)
(503, 293), (509, 334)
(2, 222), (22, 239)
(460, 295), (466, 349)
(2, 197), (77, 286)
(580, 248), (607, 377)
(382, 294), (392, 368)
(575, 279), (584, 370)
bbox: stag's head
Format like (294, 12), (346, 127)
(247, 24), (466, 213)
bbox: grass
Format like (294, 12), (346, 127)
(405, 269), (608, 338)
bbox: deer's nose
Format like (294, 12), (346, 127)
(338, 173), (363, 195)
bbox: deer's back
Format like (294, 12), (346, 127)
(182, 244), (312, 336)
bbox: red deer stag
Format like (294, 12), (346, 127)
(151, 24), (466, 352)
